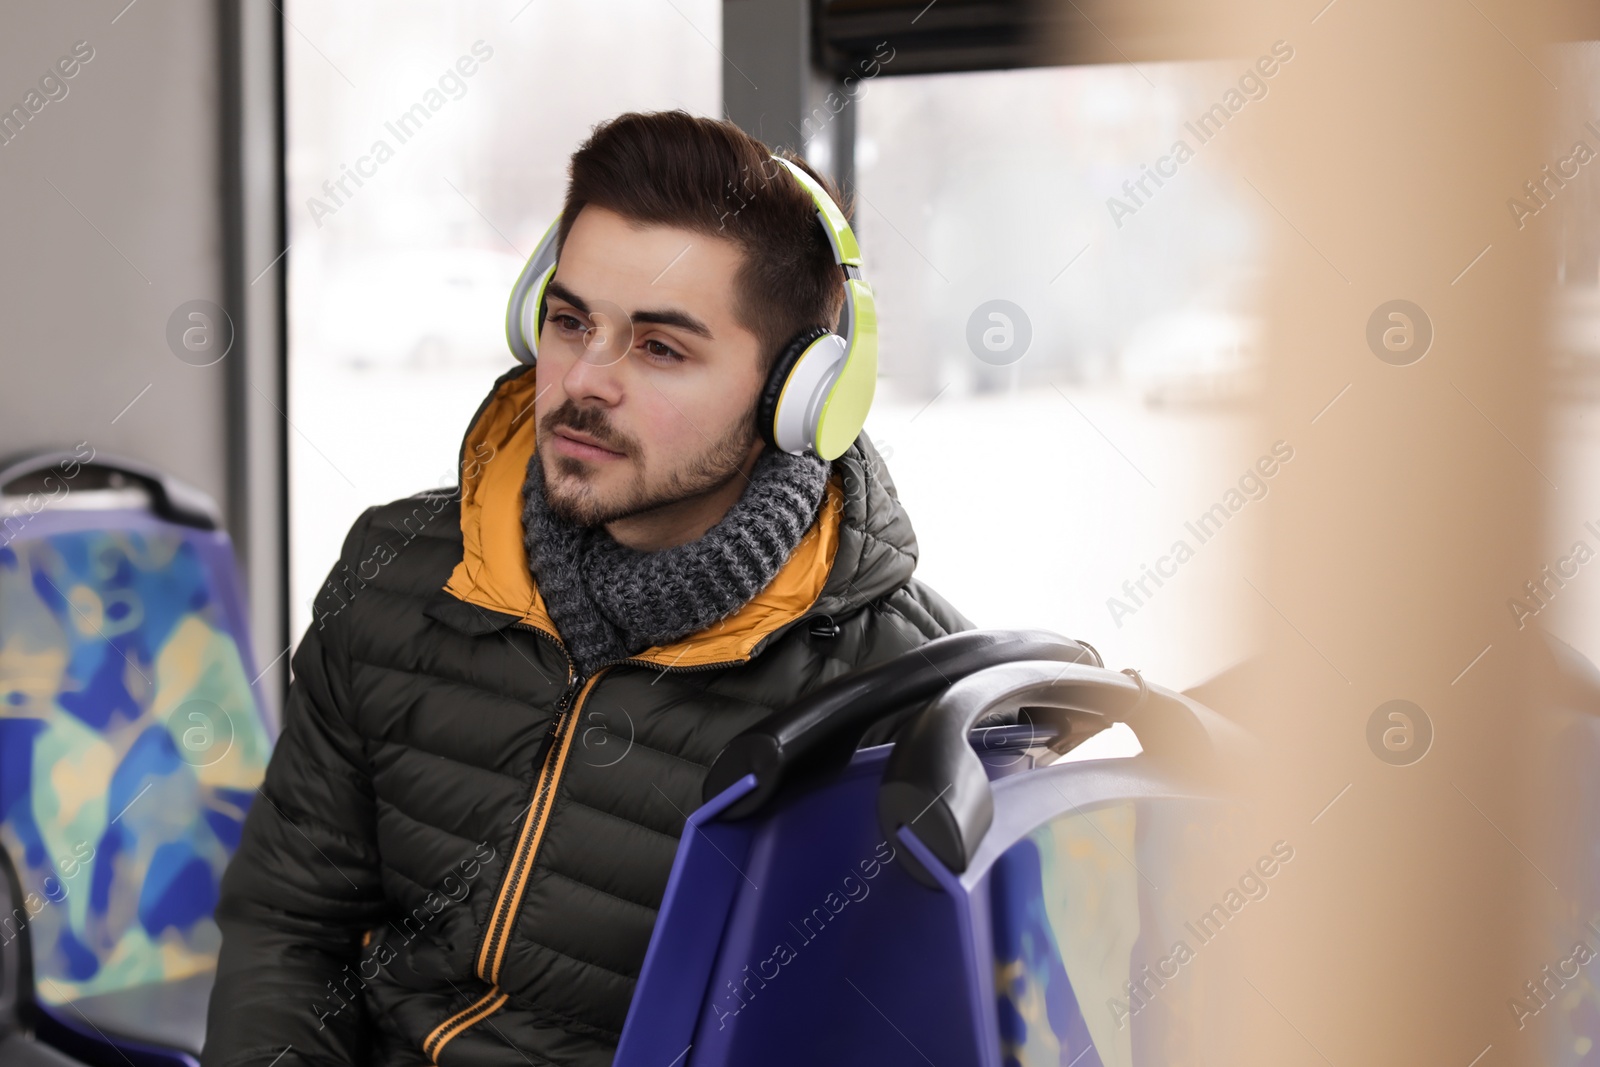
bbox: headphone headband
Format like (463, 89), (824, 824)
(769, 156), (861, 267)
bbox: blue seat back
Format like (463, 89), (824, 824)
(0, 454), (271, 1007)
(617, 714), (1235, 1067)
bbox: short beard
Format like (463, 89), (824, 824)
(540, 404), (759, 529)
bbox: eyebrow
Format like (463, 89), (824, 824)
(545, 280), (589, 314)
(545, 280), (715, 340)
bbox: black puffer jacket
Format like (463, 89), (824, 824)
(201, 361), (973, 1067)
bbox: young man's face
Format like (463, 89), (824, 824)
(533, 204), (768, 531)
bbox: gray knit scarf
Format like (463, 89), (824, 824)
(521, 446), (831, 677)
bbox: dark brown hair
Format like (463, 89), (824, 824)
(557, 109), (850, 375)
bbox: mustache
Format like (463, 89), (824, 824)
(541, 402), (635, 456)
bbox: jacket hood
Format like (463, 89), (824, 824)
(441, 362), (919, 668)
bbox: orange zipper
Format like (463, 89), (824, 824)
(475, 667), (604, 981)
(422, 610), (800, 1061)
(424, 628), (596, 1063)
(422, 987), (508, 1062)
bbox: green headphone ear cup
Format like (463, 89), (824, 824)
(758, 326), (833, 450)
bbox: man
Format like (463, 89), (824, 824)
(201, 110), (972, 1067)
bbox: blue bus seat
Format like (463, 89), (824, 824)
(0, 451), (273, 1067)
(612, 629), (1247, 1067)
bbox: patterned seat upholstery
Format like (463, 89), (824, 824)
(0, 451), (271, 1063)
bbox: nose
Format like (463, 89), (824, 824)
(558, 301), (634, 402)
(581, 306), (631, 365)
(560, 347), (625, 407)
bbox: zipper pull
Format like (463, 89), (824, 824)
(533, 674), (584, 767)
(562, 668), (588, 707)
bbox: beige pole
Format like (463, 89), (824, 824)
(1083, 0), (1566, 1063)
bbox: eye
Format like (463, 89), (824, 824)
(642, 338), (684, 363)
(547, 311), (584, 334)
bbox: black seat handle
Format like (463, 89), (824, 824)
(704, 628), (1100, 819)
(878, 658), (1232, 887)
(0, 449), (220, 530)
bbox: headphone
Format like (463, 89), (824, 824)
(503, 156), (877, 462)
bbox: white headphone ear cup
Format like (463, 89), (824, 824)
(771, 333), (849, 454)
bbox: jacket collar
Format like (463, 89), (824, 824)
(440, 363), (918, 669)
